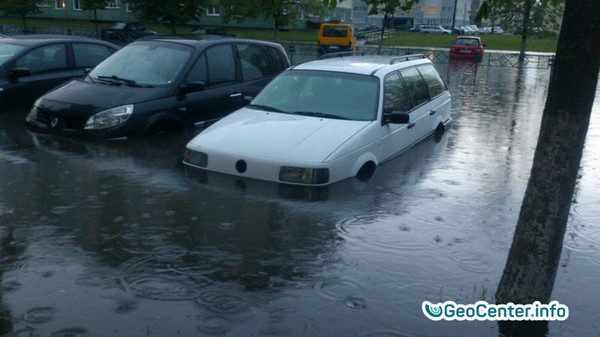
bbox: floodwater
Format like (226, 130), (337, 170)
(0, 63), (599, 337)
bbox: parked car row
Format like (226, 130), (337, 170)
(3, 33), (452, 187)
(409, 25), (451, 34)
(479, 26), (504, 34)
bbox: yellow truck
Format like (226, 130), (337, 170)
(317, 23), (357, 57)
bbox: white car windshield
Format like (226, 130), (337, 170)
(90, 41), (193, 87)
(250, 70), (379, 121)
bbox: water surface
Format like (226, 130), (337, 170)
(0, 63), (599, 336)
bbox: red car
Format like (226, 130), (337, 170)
(449, 36), (484, 60)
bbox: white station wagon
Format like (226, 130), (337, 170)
(183, 54), (451, 186)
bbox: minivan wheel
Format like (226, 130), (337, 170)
(356, 161), (376, 181)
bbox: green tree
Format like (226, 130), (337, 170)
(0, 0), (40, 32)
(474, 0), (502, 32)
(221, 0), (328, 43)
(496, 1), (599, 336)
(127, 0), (210, 34)
(363, 0), (416, 52)
(81, 0), (106, 38)
(475, 0), (562, 62)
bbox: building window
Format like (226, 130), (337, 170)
(427, 7), (437, 13)
(126, 2), (134, 12)
(37, 1), (50, 7)
(206, 6), (220, 16)
(73, 0), (81, 10)
(55, 0), (65, 10)
(106, 0), (120, 9)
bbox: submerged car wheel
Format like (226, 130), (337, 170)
(434, 123), (445, 142)
(356, 161), (377, 181)
(144, 119), (184, 136)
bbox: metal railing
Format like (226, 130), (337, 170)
(284, 41), (555, 69)
(0, 24), (97, 38)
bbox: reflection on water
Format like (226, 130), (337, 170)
(0, 65), (599, 336)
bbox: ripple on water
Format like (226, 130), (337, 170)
(217, 222), (236, 231)
(449, 250), (495, 274)
(1, 280), (21, 292)
(195, 314), (229, 335)
(51, 206), (74, 215)
(128, 275), (202, 301)
(313, 278), (363, 302)
(22, 307), (56, 324)
(343, 296), (367, 309)
(50, 327), (87, 337)
(194, 287), (250, 315)
(5, 328), (41, 337)
(362, 331), (415, 337)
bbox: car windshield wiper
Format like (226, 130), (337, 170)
(292, 111), (350, 120)
(96, 75), (147, 88)
(247, 104), (288, 113)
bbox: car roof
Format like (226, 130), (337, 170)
(291, 55), (432, 76)
(1, 35), (118, 47)
(456, 35), (481, 40)
(135, 35), (283, 49)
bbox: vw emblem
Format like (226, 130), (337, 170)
(50, 118), (60, 129)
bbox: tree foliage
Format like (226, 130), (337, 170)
(349, 0), (416, 52)
(475, 0), (563, 61)
(220, 0), (328, 42)
(128, 0), (210, 34)
(0, 0), (40, 31)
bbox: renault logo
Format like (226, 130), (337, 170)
(50, 118), (60, 129)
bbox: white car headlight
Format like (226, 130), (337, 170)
(279, 166), (329, 185)
(183, 149), (208, 168)
(84, 105), (133, 130)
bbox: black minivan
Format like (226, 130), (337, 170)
(25, 36), (290, 139)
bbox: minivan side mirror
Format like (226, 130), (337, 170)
(179, 81), (205, 94)
(9, 67), (31, 82)
(384, 111), (410, 124)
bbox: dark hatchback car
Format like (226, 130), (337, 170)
(0, 35), (118, 110)
(101, 22), (156, 42)
(25, 36), (290, 139)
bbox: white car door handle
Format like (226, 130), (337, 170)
(429, 110), (436, 116)
(230, 93), (242, 98)
(407, 122), (416, 129)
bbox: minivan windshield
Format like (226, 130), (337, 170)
(90, 41), (194, 87)
(0, 43), (26, 67)
(249, 70), (379, 121)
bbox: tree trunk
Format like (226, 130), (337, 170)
(170, 22), (177, 35)
(519, 0), (533, 62)
(274, 18), (281, 43)
(94, 10), (99, 38)
(495, 0), (600, 328)
(21, 14), (27, 33)
(378, 12), (388, 54)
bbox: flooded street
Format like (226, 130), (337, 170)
(1, 63), (599, 336)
